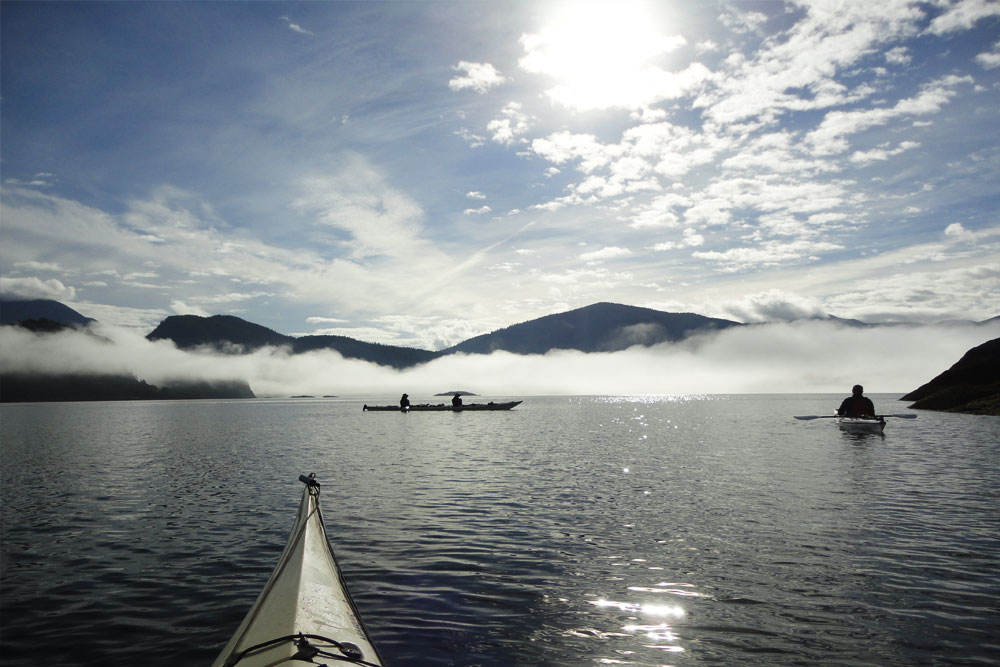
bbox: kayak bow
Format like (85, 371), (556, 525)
(211, 474), (383, 667)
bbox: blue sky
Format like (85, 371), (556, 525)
(2, 0), (999, 351)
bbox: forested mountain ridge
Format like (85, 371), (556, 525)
(443, 302), (740, 355)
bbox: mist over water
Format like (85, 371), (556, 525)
(2, 319), (998, 397)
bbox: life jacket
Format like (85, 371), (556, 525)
(843, 396), (874, 418)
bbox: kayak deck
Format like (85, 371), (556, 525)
(836, 416), (886, 433)
(211, 475), (382, 667)
(363, 400), (522, 412)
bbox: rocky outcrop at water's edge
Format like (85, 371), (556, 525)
(901, 337), (1000, 416)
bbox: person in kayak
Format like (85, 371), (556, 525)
(837, 385), (876, 418)
(400, 393), (410, 411)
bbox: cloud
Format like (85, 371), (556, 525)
(306, 316), (348, 325)
(976, 41), (1000, 69)
(925, 0), (1000, 35)
(293, 155), (427, 259)
(3, 173), (55, 188)
(700, 2), (931, 127)
(2, 319), (997, 397)
(455, 127), (486, 148)
(14, 261), (62, 272)
(531, 131), (619, 171)
(170, 300), (210, 317)
(487, 102), (530, 145)
(693, 239), (844, 271)
(463, 205), (492, 216)
(579, 246), (633, 264)
(806, 75), (971, 155)
(717, 289), (828, 323)
(650, 228), (704, 251)
(449, 61), (507, 93)
(885, 46), (911, 65)
(944, 222), (976, 241)
(279, 16), (315, 36)
(0, 276), (76, 301)
(850, 140), (921, 165)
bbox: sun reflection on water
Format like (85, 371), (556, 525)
(587, 595), (690, 656)
(589, 598), (686, 618)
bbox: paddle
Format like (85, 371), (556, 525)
(793, 414), (918, 420)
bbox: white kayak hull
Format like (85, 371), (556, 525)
(836, 416), (886, 433)
(211, 476), (382, 667)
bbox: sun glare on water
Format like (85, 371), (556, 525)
(519, 2), (684, 111)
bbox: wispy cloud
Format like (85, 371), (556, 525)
(280, 15), (315, 37)
(463, 205), (492, 216)
(580, 246), (633, 264)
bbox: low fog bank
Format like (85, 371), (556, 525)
(1, 320), (997, 398)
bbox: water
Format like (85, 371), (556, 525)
(1, 395), (999, 666)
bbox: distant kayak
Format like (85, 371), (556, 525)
(836, 416), (886, 433)
(211, 474), (382, 667)
(363, 400), (523, 412)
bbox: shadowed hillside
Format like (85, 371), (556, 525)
(0, 299), (94, 326)
(147, 314), (291, 351)
(148, 314), (440, 369)
(902, 337), (1000, 415)
(1, 319), (255, 402)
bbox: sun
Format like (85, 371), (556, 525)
(519, 1), (684, 111)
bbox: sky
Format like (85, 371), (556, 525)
(1, 1), (999, 361)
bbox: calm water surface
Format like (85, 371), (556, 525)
(2, 395), (999, 666)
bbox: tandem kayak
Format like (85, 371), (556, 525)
(211, 474), (382, 667)
(363, 400), (522, 412)
(836, 416), (886, 433)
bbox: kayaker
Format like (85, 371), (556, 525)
(452, 393), (463, 407)
(837, 385), (876, 418)
(400, 393), (410, 411)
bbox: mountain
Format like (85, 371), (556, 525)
(0, 299), (95, 326)
(293, 334), (440, 368)
(0, 373), (255, 402)
(148, 314), (292, 351)
(1, 317), (255, 402)
(442, 302), (741, 355)
(901, 337), (1000, 416)
(145, 303), (741, 367)
(148, 314), (441, 369)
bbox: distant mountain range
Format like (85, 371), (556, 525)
(2, 297), (998, 410)
(146, 314), (438, 369)
(142, 302), (742, 365)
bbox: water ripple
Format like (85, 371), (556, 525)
(2, 397), (999, 666)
